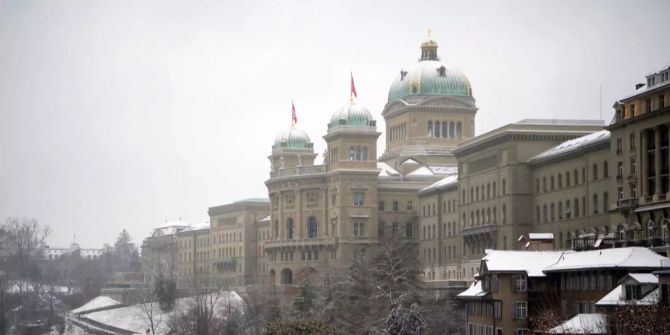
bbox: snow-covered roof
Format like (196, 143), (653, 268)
(544, 247), (668, 272)
(626, 273), (658, 284)
(529, 233), (554, 240)
(71, 296), (122, 315)
(407, 166), (434, 176)
(418, 175), (458, 195)
(181, 221), (211, 233)
(529, 130), (610, 164)
(548, 313), (608, 334)
(596, 284), (660, 306)
(151, 224), (189, 237)
(456, 281), (487, 299)
(427, 165), (458, 175)
(401, 158), (419, 165)
(482, 250), (567, 277)
(259, 215), (271, 223)
(377, 162), (400, 177)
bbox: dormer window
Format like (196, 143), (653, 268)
(400, 70), (408, 81)
(437, 65), (446, 77)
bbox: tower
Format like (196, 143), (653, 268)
(380, 36), (478, 168)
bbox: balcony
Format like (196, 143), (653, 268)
(617, 198), (639, 212)
(264, 237), (337, 250)
(269, 165), (327, 179)
(462, 224), (498, 238)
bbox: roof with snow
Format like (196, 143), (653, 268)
(377, 162), (400, 177)
(596, 284), (660, 306)
(543, 247), (668, 273)
(456, 281), (487, 299)
(71, 296), (122, 315)
(548, 313), (608, 334)
(259, 215), (271, 223)
(151, 223), (189, 237)
(528, 130), (610, 165)
(626, 273), (659, 284)
(418, 175), (458, 196)
(529, 233), (554, 240)
(482, 250), (567, 277)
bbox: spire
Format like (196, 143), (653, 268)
(291, 100), (297, 126)
(420, 29), (439, 61)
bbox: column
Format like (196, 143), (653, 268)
(655, 127), (662, 197)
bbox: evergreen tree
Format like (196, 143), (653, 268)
(153, 274), (177, 312)
(292, 280), (315, 320)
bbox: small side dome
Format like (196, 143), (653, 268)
(273, 127), (313, 150)
(328, 102), (376, 131)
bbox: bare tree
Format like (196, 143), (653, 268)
(138, 289), (164, 335)
(2, 218), (50, 291)
(167, 288), (228, 335)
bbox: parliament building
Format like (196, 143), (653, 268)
(141, 36), (670, 294)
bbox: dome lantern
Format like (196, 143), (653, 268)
(420, 29), (439, 61)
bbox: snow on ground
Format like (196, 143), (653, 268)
(548, 313), (607, 334)
(71, 296), (122, 314)
(81, 291), (244, 334)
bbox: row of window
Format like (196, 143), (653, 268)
(379, 200), (413, 212)
(465, 206), (507, 227)
(389, 122), (407, 143)
(378, 221), (412, 238)
(427, 120), (463, 139)
(270, 249), (321, 262)
(560, 271), (614, 291)
(463, 180), (506, 205)
(275, 217), (319, 239)
(214, 231), (242, 244)
(536, 163), (609, 194)
(422, 198), (457, 217)
(536, 192), (609, 223)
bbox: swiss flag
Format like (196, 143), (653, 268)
(291, 101), (297, 125)
(351, 72), (358, 99)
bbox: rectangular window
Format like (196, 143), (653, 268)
(494, 300), (502, 320)
(630, 134), (636, 150)
(515, 274), (527, 292)
(491, 274), (499, 292)
(513, 302), (527, 319)
(353, 222), (365, 237)
(517, 329), (529, 335)
(353, 192), (364, 207)
(616, 138), (623, 153)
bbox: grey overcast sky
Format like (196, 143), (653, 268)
(1, 0), (669, 248)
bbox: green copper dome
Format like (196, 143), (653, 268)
(273, 127), (313, 150)
(328, 102), (376, 131)
(388, 38), (472, 102)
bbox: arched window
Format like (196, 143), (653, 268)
(558, 201), (563, 220)
(551, 203), (555, 221)
(427, 121), (433, 137)
(493, 182), (496, 197)
(593, 163), (598, 180)
(407, 201), (413, 211)
(574, 198), (580, 217)
(551, 176), (555, 190)
(434, 121), (441, 137)
(566, 200), (572, 219)
(308, 217), (318, 238)
(558, 174), (563, 188)
(566, 172), (571, 187)
(543, 204), (548, 222)
(603, 161), (609, 178)
(405, 223), (413, 238)
(502, 205), (507, 224)
(287, 218), (294, 239)
(274, 220), (279, 238)
(502, 179), (507, 195)
(593, 194), (599, 214)
(393, 201), (398, 212)
(493, 207), (497, 223)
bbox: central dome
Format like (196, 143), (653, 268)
(273, 127), (313, 150)
(388, 38), (472, 102)
(328, 102), (375, 131)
